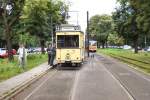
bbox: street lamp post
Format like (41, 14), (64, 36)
(50, 15), (54, 46)
(87, 11), (89, 57)
(49, 14), (54, 46)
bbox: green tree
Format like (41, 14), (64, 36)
(130, 0), (150, 34)
(108, 33), (124, 46)
(22, 0), (68, 54)
(113, 0), (144, 53)
(0, 0), (25, 61)
(89, 14), (112, 48)
(130, 0), (150, 48)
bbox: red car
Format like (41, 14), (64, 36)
(0, 48), (16, 58)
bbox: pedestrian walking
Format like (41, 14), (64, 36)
(90, 52), (94, 58)
(17, 44), (27, 69)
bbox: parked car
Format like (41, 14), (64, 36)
(143, 46), (150, 52)
(147, 48), (150, 52)
(0, 48), (16, 58)
(27, 48), (34, 53)
(138, 46), (142, 50)
(123, 45), (132, 50)
(11, 49), (17, 55)
(146, 46), (150, 52)
(33, 47), (42, 52)
(0, 48), (7, 58)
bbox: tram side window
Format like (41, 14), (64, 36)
(57, 35), (65, 48)
(57, 35), (79, 48)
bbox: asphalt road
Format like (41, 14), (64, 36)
(13, 53), (150, 100)
(97, 54), (150, 100)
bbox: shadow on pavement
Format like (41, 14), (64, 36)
(56, 63), (82, 71)
(49, 64), (57, 69)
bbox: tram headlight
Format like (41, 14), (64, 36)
(65, 53), (70, 60)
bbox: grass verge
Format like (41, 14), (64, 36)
(0, 54), (47, 82)
(97, 48), (150, 74)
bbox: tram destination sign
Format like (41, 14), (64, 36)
(56, 24), (81, 32)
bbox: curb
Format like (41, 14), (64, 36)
(0, 66), (51, 100)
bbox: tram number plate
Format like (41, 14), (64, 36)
(65, 61), (71, 63)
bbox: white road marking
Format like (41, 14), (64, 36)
(103, 67), (134, 100)
(119, 72), (131, 76)
(24, 70), (57, 100)
(96, 59), (135, 100)
(70, 69), (80, 100)
(100, 54), (150, 82)
(125, 65), (150, 82)
(92, 55), (134, 100)
(114, 60), (150, 82)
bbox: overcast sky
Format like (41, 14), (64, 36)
(63, 0), (117, 32)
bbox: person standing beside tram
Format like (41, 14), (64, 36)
(47, 44), (52, 65)
(47, 43), (56, 66)
(50, 43), (56, 66)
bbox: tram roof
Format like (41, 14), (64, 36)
(56, 24), (84, 33)
(89, 40), (97, 42)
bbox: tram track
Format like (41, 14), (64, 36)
(108, 53), (150, 73)
(109, 53), (150, 64)
(23, 68), (58, 100)
(95, 56), (135, 100)
(14, 65), (78, 100)
(97, 53), (150, 100)
(6, 54), (150, 100)
(1, 67), (58, 100)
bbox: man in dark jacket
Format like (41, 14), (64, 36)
(50, 43), (56, 66)
(47, 44), (52, 65)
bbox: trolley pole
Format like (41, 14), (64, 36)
(50, 15), (53, 46)
(87, 11), (89, 57)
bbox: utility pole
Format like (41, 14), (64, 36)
(87, 11), (89, 57)
(77, 11), (79, 25)
(50, 15), (53, 46)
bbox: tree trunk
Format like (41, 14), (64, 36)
(40, 39), (45, 54)
(97, 42), (99, 48)
(133, 34), (139, 54)
(6, 27), (14, 61)
(105, 41), (108, 48)
(7, 38), (14, 61)
(102, 42), (105, 49)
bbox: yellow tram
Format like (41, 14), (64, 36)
(55, 24), (85, 66)
(89, 40), (97, 52)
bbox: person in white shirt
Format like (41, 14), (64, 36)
(17, 44), (27, 69)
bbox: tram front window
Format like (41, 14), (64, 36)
(90, 41), (97, 46)
(57, 35), (79, 48)
(92, 42), (97, 46)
